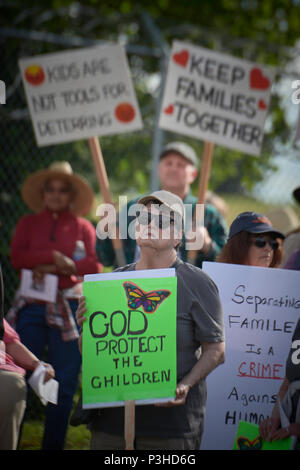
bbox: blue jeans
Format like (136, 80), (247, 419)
(16, 301), (81, 450)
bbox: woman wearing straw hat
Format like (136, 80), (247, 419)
(9, 161), (102, 450)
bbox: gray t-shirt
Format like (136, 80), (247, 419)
(91, 259), (225, 438)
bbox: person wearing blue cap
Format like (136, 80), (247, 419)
(218, 211), (285, 268)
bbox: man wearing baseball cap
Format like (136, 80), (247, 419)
(77, 189), (225, 450)
(96, 141), (228, 268)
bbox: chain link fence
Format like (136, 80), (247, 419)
(0, 29), (158, 312)
(1, 5), (300, 315)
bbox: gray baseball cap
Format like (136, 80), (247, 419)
(138, 190), (185, 224)
(160, 141), (198, 168)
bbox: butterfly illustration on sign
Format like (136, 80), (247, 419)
(237, 436), (263, 450)
(123, 282), (171, 314)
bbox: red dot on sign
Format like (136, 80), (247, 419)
(173, 50), (189, 67)
(114, 102), (135, 123)
(25, 65), (45, 86)
(164, 104), (174, 115)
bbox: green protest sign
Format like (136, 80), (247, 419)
(82, 270), (177, 409)
(233, 421), (293, 450)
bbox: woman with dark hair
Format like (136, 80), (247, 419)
(218, 211), (284, 268)
(218, 212), (300, 445)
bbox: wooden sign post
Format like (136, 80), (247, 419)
(124, 400), (135, 450)
(88, 136), (126, 268)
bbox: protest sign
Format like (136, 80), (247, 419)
(233, 421), (293, 450)
(200, 262), (300, 450)
(159, 40), (274, 156)
(82, 269), (177, 409)
(19, 44), (142, 266)
(20, 269), (58, 303)
(18, 44), (143, 146)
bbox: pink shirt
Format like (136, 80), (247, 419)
(0, 320), (25, 375)
(10, 209), (102, 289)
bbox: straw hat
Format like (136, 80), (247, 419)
(21, 161), (94, 216)
(266, 207), (300, 235)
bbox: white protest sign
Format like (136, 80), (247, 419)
(19, 44), (143, 146)
(159, 40), (274, 156)
(20, 269), (58, 303)
(201, 262), (300, 450)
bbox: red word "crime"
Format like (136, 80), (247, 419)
(238, 361), (283, 380)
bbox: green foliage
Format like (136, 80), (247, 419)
(1, 0), (298, 310)
(1, 0), (296, 196)
(19, 420), (91, 450)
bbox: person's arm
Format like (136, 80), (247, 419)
(74, 221), (103, 275)
(271, 422), (300, 440)
(30, 251), (77, 278)
(265, 374), (300, 440)
(259, 377), (289, 441)
(6, 341), (55, 383)
(157, 341), (225, 407)
(4, 320), (55, 382)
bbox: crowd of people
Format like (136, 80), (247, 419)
(0, 141), (299, 450)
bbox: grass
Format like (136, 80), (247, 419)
(19, 420), (91, 450)
(17, 192), (300, 450)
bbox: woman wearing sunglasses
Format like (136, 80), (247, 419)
(218, 211), (285, 267)
(218, 212), (300, 446)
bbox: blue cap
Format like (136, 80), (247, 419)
(228, 212), (285, 240)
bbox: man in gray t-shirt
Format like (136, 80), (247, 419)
(76, 190), (225, 450)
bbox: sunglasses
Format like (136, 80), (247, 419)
(136, 211), (175, 229)
(44, 186), (71, 194)
(252, 237), (279, 251)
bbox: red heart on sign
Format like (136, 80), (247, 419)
(164, 104), (174, 115)
(250, 68), (270, 90)
(173, 50), (189, 67)
(258, 99), (267, 110)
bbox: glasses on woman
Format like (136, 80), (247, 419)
(44, 186), (71, 194)
(136, 211), (175, 230)
(252, 237), (279, 251)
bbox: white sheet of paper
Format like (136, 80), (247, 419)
(20, 269), (58, 303)
(28, 362), (59, 406)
